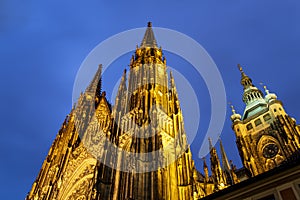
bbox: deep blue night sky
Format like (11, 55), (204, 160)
(1, 1), (300, 199)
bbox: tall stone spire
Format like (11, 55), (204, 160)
(140, 22), (157, 48)
(27, 22), (219, 200)
(219, 139), (235, 185)
(219, 139), (231, 174)
(110, 22), (195, 199)
(113, 69), (127, 112)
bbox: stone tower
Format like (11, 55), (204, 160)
(230, 64), (300, 176)
(27, 22), (197, 200)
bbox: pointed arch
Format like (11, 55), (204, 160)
(58, 158), (97, 200)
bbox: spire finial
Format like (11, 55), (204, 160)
(121, 68), (127, 82)
(263, 85), (270, 95)
(141, 22), (157, 47)
(260, 82), (270, 95)
(238, 64), (243, 73)
(208, 137), (213, 150)
(228, 102), (236, 115)
(263, 84), (277, 102)
(231, 105), (236, 115)
(202, 157), (208, 167)
(238, 63), (254, 90)
(169, 70), (175, 85)
(238, 64), (247, 79)
(229, 102), (241, 122)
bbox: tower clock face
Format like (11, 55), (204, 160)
(263, 143), (279, 158)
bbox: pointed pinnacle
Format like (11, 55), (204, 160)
(169, 71), (174, 83)
(121, 69), (127, 83)
(86, 64), (102, 95)
(231, 105), (236, 115)
(219, 139), (224, 150)
(263, 85), (270, 95)
(141, 22), (157, 48)
(220, 139), (232, 171)
(208, 137), (213, 150)
(202, 157), (208, 168)
(238, 64), (248, 78)
(237, 64), (243, 73)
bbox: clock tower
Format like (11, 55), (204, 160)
(231, 64), (300, 176)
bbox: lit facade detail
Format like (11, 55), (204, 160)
(27, 23), (300, 200)
(231, 65), (300, 177)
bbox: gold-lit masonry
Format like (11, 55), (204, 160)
(27, 23), (300, 200)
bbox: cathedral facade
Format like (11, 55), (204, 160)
(27, 23), (300, 200)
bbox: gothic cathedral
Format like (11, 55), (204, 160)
(27, 23), (300, 200)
